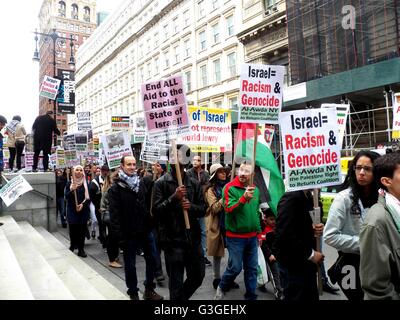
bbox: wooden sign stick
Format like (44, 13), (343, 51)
(312, 188), (323, 296)
(171, 140), (190, 230)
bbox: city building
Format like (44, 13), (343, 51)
(37, 0), (97, 143)
(70, 0), (245, 155)
(283, 0), (400, 154)
(96, 11), (108, 26)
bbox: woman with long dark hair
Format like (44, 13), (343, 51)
(323, 150), (381, 300)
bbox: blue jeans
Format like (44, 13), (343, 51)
(56, 197), (66, 225)
(198, 217), (206, 256)
(219, 236), (258, 300)
(122, 233), (156, 296)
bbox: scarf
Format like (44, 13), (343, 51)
(384, 192), (400, 234)
(215, 179), (228, 199)
(119, 170), (140, 192)
(72, 165), (90, 201)
(6, 120), (19, 135)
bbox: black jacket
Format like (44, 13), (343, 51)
(273, 190), (316, 270)
(56, 175), (67, 198)
(89, 176), (103, 211)
(108, 177), (149, 243)
(32, 114), (60, 149)
(152, 172), (206, 249)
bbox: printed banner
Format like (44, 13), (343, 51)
(57, 69), (75, 114)
(111, 116), (130, 131)
(75, 133), (88, 152)
(0, 175), (33, 207)
(131, 117), (146, 143)
(140, 135), (169, 163)
(100, 131), (133, 169)
(177, 106), (232, 152)
(77, 112), (92, 132)
(141, 75), (190, 141)
(24, 152), (34, 170)
(56, 148), (66, 168)
(239, 64), (285, 124)
(39, 75), (61, 100)
(322, 104), (350, 149)
(280, 108), (341, 191)
(63, 134), (76, 151)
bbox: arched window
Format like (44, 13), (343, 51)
(84, 6), (90, 22)
(71, 4), (78, 20)
(58, 1), (66, 17)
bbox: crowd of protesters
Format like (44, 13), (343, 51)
(0, 113), (399, 300)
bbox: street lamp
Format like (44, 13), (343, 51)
(32, 28), (75, 146)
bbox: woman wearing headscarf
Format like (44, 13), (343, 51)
(65, 165), (91, 257)
(5, 115), (26, 172)
(323, 150), (381, 300)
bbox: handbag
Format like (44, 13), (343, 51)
(102, 210), (110, 224)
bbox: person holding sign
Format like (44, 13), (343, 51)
(360, 153), (400, 300)
(65, 165), (91, 258)
(273, 189), (325, 301)
(152, 144), (206, 301)
(214, 160), (261, 301)
(324, 150), (381, 301)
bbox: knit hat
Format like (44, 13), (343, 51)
(0, 115), (7, 125)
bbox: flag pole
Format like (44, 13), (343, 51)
(312, 188), (323, 296)
(171, 139), (190, 230)
(250, 125), (258, 186)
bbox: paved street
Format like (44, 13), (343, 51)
(56, 225), (345, 301)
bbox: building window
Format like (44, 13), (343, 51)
(183, 10), (190, 27)
(154, 32), (159, 48)
(214, 101), (222, 109)
(264, 0), (276, 10)
(140, 68), (144, 83)
(213, 59), (221, 82)
(229, 97), (238, 110)
(59, 1), (66, 17)
(147, 62), (151, 79)
(139, 44), (143, 58)
(212, 0), (220, 10)
(71, 3), (78, 20)
(163, 24), (169, 40)
(147, 38), (151, 53)
(226, 15), (234, 37)
(198, 0), (205, 18)
(83, 6), (90, 22)
(184, 39), (190, 58)
(199, 30), (206, 51)
(212, 23), (220, 44)
(173, 16), (179, 34)
(164, 50), (170, 69)
(155, 58), (159, 74)
(184, 71), (191, 92)
(200, 65), (207, 87)
(227, 52), (236, 77)
(174, 45), (180, 64)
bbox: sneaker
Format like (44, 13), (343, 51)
(214, 286), (225, 300)
(109, 261), (123, 268)
(212, 278), (221, 290)
(77, 250), (87, 258)
(204, 257), (212, 266)
(143, 289), (164, 301)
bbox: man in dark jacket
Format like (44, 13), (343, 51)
(152, 145), (206, 301)
(55, 169), (67, 228)
(32, 111), (60, 172)
(273, 190), (325, 301)
(108, 156), (163, 301)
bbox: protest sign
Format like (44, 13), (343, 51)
(131, 117), (146, 143)
(65, 150), (79, 167)
(77, 112), (92, 132)
(177, 106), (232, 152)
(141, 75), (190, 141)
(56, 149), (66, 168)
(239, 64), (285, 124)
(100, 131), (133, 169)
(75, 133), (88, 152)
(0, 175), (33, 207)
(24, 152), (34, 170)
(63, 134), (76, 151)
(111, 116), (130, 131)
(140, 135), (169, 163)
(322, 104), (350, 149)
(39, 75), (61, 100)
(280, 108), (341, 191)
(57, 69), (75, 114)
(392, 93), (400, 132)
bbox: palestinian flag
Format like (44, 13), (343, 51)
(235, 123), (285, 216)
